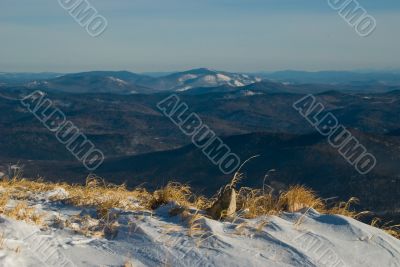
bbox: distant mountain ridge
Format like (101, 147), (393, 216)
(2, 69), (400, 94)
(0, 72), (62, 84)
(18, 68), (261, 94)
(258, 70), (400, 85)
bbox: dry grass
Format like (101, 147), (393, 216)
(187, 212), (205, 237)
(236, 184), (364, 221)
(1, 181), (44, 225)
(3, 201), (44, 225)
(237, 188), (278, 218)
(63, 176), (153, 213)
(328, 197), (361, 218)
(237, 185), (327, 219)
(149, 182), (194, 209)
(383, 227), (400, 239)
(0, 176), (367, 222)
(0, 177), (56, 200)
(1, 174), (399, 240)
(124, 261), (135, 267)
(0, 232), (20, 254)
(0, 232), (5, 250)
(0, 175), (152, 212)
(0, 193), (9, 213)
(168, 207), (207, 237)
(371, 218), (400, 239)
(0, 175), (151, 234)
(278, 186), (325, 213)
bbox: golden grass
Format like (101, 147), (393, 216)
(278, 186), (325, 213)
(0, 176), (368, 221)
(3, 201), (44, 225)
(1, 180), (44, 225)
(236, 185), (327, 219)
(371, 218), (400, 239)
(187, 212), (205, 237)
(149, 182), (194, 209)
(328, 197), (362, 218)
(0, 232), (20, 254)
(237, 188), (278, 218)
(0, 193), (8, 213)
(0, 175), (152, 212)
(124, 261), (135, 267)
(0, 232), (5, 250)
(63, 176), (153, 213)
(1, 175), (399, 240)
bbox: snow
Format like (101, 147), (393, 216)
(178, 74), (198, 83)
(170, 69), (263, 92)
(242, 90), (263, 96)
(232, 80), (245, 87)
(176, 86), (193, 92)
(201, 75), (217, 83)
(216, 74), (232, 82)
(173, 71), (262, 92)
(107, 76), (128, 87)
(1, 195), (400, 267)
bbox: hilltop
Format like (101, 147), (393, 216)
(1, 176), (400, 267)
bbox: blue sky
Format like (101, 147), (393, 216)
(0, 0), (399, 73)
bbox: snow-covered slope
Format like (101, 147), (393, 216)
(164, 68), (262, 92)
(1, 190), (400, 267)
(14, 69), (262, 94)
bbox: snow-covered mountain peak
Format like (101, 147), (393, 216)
(171, 69), (262, 91)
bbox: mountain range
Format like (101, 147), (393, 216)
(2, 69), (400, 95)
(15, 68), (261, 94)
(257, 70), (400, 85)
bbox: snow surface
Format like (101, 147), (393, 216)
(178, 74), (198, 83)
(107, 76), (129, 87)
(216, 74), (232, 82)
(172, 69), (261, 92)
(1, 191), (400, 267)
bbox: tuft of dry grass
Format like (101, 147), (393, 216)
(187, 212), (205, 237)
(0, 232), (21, 254)
(0, 232), (5, 250)
(1, 177), (56, 200)
(0, 175), (152, 212)
(234, 221), (250, 236)
(124, 261), (135, 267)
(168, 207), (206, 238)
(236, 184), (368, 227)
(149, 182), (193, 209)
(0, 193), (9, 213)
(371, 218), (400, 239)
(237, 185), (326, 219)
(383, 227), (400, 239)
(278, 186), (325, 213)
(3, 201), (44, 225)
(326, 197), (370, 219)
(237, 188), (278, 219)
(256, 220), (269, 232)
(64, 175), (152, 212)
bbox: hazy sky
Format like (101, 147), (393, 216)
(0, 0), (399, 73)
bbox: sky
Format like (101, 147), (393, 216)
(0, 0), (399, 73)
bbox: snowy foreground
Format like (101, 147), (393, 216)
(1, 192), (400, 267)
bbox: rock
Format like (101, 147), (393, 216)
(207, 185), (237, 220)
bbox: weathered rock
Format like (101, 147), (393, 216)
(207, 185), (237, 220)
